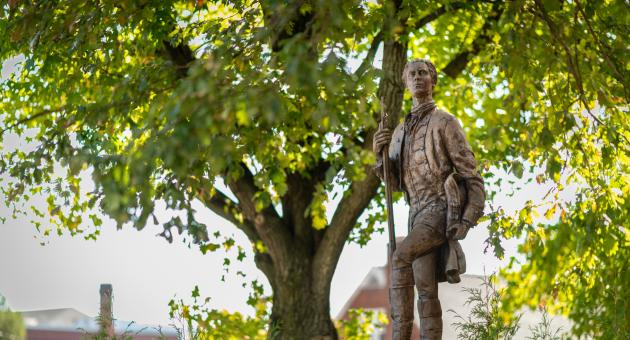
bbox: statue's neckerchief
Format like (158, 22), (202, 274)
(405, 101), (436, 131)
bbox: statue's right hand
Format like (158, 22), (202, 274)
(373, 128), (392, 154)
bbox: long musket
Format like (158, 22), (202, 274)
(380, 98), (396, 260)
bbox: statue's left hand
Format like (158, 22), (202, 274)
(446, 222), (469, 240)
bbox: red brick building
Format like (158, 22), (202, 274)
(336, 263), (420, 339)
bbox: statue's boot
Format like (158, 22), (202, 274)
(390, 267), (414, 340)
(418, 297), (443, 340)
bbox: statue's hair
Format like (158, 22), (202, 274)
(402, 58), (438, 87)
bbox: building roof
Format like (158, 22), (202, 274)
(22, 308), (91, 329)
(20, 307), (176, 336)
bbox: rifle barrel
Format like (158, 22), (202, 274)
(383, 147), (396, 255)
(379, 98), (396, 259)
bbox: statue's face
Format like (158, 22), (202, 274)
(404, 62), (434, 98)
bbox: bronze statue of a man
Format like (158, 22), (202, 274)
(373, 59), (485, 339)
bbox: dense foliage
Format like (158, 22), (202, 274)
(1, 0), (627, 337)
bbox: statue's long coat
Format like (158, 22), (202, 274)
(377, 108), (486, 282)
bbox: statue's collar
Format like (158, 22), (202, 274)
(406, 101), (436, 121)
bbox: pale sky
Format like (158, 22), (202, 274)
(0, 53), (545, 328)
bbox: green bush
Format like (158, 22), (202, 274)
(450, 275), (521, 340)
(336, 309), (388, 340)
(0, 296), (26, 340)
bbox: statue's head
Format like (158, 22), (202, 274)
(402, 58), (437, 99)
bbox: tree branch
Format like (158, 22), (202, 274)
(195, 186), (259, 244)
(162, 40), (195, 79)
(532, 0), (603, 125)
(0, 108), (55, 135)
(254, 252), (276, 288)
(1, 89), (171, 136)
(195, 180), (278, 283)
(412, 1), (478, 31)
(574, 0), (629, 100)
(260, 0), (315, 52)
(226, 162), (293, 271)
(354, 31), (383, 79)
(281, 160), (330, 251)
(442, 2), (504, 78)
(312, 173), (381, 294)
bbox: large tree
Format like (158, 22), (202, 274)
(1, 0), (627, 338)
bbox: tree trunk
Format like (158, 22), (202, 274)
(270, 285), (337, 339)
(266, 247), (337, 339)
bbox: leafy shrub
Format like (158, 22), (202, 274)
(0, 295), (25, 340)
(450, 275), (521, 340)
(336, 308), (388, 340)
